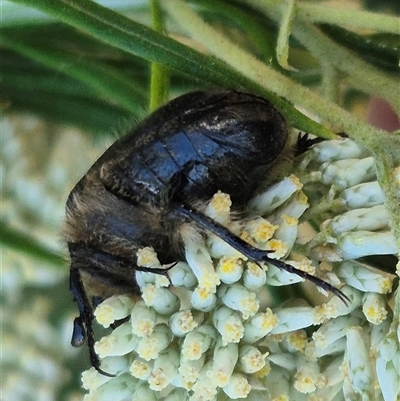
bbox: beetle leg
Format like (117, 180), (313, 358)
(174, 204), (350, 305)
(69, 242), (172, 285)
(295, 132), (349, 156)
(295, 133), (324, 156)
(69, 267), (90, 347)
(69, 243), (176, 375)
(69, 267), (114, 376)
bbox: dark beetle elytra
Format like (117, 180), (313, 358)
(65, 90), (348, 375)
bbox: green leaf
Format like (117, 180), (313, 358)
(1, 222), (64, 267)
(5, 0), (335, 138)
(3, 85), (131, 133)
(1, 32), (148, 114)
(319, 24), (400, 73)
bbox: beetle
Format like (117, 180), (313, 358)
(64, 90), (348, 375)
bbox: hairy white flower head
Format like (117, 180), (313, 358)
(82, 138), (398, 401)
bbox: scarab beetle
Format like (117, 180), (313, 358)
(65, 90), (348, 374)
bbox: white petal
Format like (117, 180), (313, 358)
(248, 174), (302, 215)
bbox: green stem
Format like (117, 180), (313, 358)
(149, 0), (170, 112)
(320, 61), (339, 103)
(276, 0), (295, 70)
(259, 0), (399, 34)
(297, 1), (400, 35)
(291, 22), (399, 113)
(190, 0), (277, 66)
(244, 0), (399, 113)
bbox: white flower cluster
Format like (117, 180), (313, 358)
(2, 116), (102, 401)
(81, 138), (399, 401)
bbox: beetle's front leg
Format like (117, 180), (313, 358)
(69, 266), (114, 376)
(68, 242), (175, 375)
(172, 204), (350, 305)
